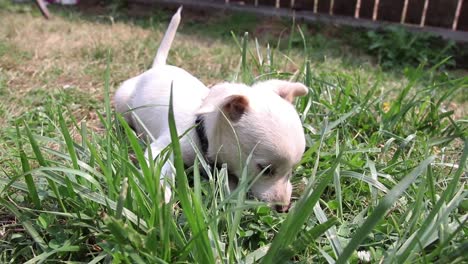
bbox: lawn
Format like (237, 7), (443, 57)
(0, 2), (467, 263)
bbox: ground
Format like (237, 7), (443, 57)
(0, 4), (466, 126)
(0, 3), (467, 263)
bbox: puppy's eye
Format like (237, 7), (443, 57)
(257, 164), (275, 176)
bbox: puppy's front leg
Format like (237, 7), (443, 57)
(145, 139), (174, 203)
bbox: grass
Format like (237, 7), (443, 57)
(1, 3), (467, 263)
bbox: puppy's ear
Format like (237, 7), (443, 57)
(255, 80), (308, 103)
(197, 93), (249, 122)
(197, 83), (249, 120)
(275, 82), (308, 103)
(222, 95), (249, 121)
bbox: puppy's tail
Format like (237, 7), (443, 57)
(152, 6), (182, 67)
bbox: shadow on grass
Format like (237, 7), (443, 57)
(48, 2), (375, 69)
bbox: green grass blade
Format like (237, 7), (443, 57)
(241, 32), (251, 84)
(334, 132), (343, 220)
(294, 216), (339, 251)
(23, 121), (66, 212)
(115, 177), (128, 220)
(391, 186), (466, 263)
(314, 203), (343, 258)
(367, 158), (379, 205)
(227, 147), (256, 262)
(0, 197), (47, 251)
(340, 171), (389, 193)
(15, 123), (40, 209)
(88, 252), (108, 264)
(427, 217), (468, 262)
(27, 167), (102, 192)
(395, 140), (467, 262)
(324, 106), (360, 135)
(103, 51), (114, 187)
(244, 245), (270, 264)
(57, 106), (79, 171)
(24, 244), (80, 264)
(443, 139), (467, 200)
(23, 168), (146, 229)
(167, 85), (214, 263)
(261, 150), (343, 263)
(271, 217), (339, 263)
(336, 156), (435, 264)
(116, 115), (152, 191)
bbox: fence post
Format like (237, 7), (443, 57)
(452, 0), (463, 30)
(372, 0), (380, 21)
(401, 0), (409, 24)
(420, 0), (429, 27)
(355, 0), (361, 18)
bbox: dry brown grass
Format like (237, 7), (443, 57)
(1, 12), (150, 94)
(0, 12), (242, 92)
(0, 10), (245, 127)
(1, 8), (465, 125)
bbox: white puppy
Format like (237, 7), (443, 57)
(114, 7), (308, 212)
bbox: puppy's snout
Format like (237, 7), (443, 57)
(275, 203), (291, 213)
(250, 177), (293, 213)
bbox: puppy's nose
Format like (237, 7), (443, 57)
(275, 203), (291, 213)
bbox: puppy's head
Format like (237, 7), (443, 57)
(198, 80), (308, 212)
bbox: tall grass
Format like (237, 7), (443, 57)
(0, 25), (466, 263)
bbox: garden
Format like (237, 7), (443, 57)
(0, 1), (467, 263)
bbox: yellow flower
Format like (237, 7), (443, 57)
(382, 102), (391, 113)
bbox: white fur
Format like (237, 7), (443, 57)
(114, 7), (207, 202)
(114, 7), (309, 211)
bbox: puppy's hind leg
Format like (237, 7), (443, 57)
(114, 77), (138, 125)
(144, 139), (174, 203)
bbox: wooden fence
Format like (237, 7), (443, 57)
(140, 0), (468, 41)
(226, 0), (467, 31)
